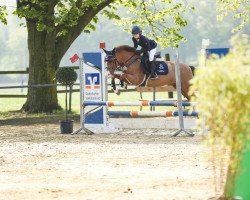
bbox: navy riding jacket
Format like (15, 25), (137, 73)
(132, 35), (157, 53)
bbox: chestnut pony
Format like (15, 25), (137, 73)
(104, 45), (194, 100)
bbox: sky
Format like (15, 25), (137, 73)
(0, 0), (15, 7)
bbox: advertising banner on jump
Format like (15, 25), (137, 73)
(80, 52), (107, 128)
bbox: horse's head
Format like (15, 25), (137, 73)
(103, 45), (138, 75)
(103, 48), (118, 76)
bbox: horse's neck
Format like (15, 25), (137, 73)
(126, 58), (144, 75)
(122, 53), (137, 63)
(116, 51), (143, 77)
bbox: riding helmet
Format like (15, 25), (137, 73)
(132, 25), (142, 34)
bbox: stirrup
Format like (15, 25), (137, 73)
(150, 73), (158, 80)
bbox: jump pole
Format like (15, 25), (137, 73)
(83, 100), (195, 107)
(171, 50), (194, 137)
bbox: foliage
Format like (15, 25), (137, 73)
(0, 5), (7, 24)
(1, 1), (250, 71)
(115, 0), (194, 48)
(216, 0), (250, 31)
(190, 34), (250, 196)
(56, 67), (77, 121)
(8, 0), (249, 48)
(12, 0), (193, 48)
(15, 0), (98, 33)
(56, 67), (77, 86)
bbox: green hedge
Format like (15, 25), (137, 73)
(190, 34), (250, 197)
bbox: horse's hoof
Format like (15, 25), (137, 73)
(114, 89), (120, 95)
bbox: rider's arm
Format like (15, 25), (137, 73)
(138, 35), (151, 53)
(132, 37), (138, 49)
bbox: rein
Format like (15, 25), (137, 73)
(122, 54), (139, 68)
(109, 53), (139, 72)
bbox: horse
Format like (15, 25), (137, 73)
(104, 45), (194, 101)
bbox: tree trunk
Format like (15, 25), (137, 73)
(22, 21), (61, 113)
(20, 0), (115, 113)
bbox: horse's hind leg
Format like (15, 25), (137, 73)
(172, 83), (190, 101)
(182, 90), (190, 101)
(179, 79), (191, 101)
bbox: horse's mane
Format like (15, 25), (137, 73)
(115, 45), (136, 53)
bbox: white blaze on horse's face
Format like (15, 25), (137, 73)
(106, 60), (116, 75)
(105, 70), (114, 79)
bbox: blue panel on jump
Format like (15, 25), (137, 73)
(206, 48), (229, 58)
(82, 52), (105, 126)
(82, 52), (102, 69)
(85, 108), (104, 124)
(108, 111), (130, 116)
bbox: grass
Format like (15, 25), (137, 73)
(0, 89), (178, 119)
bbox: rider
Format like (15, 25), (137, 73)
(132, 25), (158, 79)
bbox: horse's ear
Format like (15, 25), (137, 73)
(103, 48), (114, 55)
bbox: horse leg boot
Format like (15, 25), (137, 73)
(149, 61), (158, 79)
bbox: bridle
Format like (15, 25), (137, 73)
(106, 57), (120, 72)
(122, 54), (140, 68)
(105, 51), (140, 73)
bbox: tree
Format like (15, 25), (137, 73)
(1, 0), (189, 113)
(0, 5), (7, 24)
(216, 0), (250, 31)
(15, 0), (118, 112)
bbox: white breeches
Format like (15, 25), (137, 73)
(148, 48), (157, 61)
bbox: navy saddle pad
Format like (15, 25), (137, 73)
(140, 59), (168, 75)
(155, 61), (168, 75)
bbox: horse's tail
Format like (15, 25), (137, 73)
(189, 65), (196, 76)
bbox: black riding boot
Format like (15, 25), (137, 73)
(149, 61), (158, 79)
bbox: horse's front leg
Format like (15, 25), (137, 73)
(110, 76), (120, 95)
(110, 74), (131, 95)
(119, 79), (128, 90)
(110, 74), (127, 95)
(113, 74), (131, 86)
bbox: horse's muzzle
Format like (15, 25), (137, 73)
(106, 70), (114, 79)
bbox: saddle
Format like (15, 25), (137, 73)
(140, 52), (168, 75)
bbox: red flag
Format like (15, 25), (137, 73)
(70, 54), (79, 63)
(99, 42), (106, 49)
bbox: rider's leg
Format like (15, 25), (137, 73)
(149, 61), (157, 79)
(148, 48), (158, 79)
